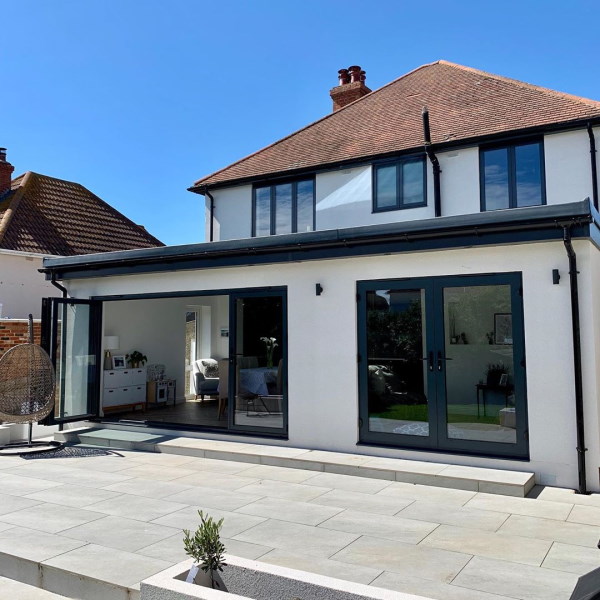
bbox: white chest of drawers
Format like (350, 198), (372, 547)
(102, 368), (146, 413)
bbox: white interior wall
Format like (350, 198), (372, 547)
(0, 253), (57, 319)
(67, 238), (599, 490)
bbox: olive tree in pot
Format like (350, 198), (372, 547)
(183, 510), (227, 590)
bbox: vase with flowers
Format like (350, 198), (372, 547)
(260, 337), (278, 368)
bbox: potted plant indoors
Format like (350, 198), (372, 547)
(126, 350), (147, 368)
(183, 510), (227, 590)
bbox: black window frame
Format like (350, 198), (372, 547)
(252, 177), (316, 237)
(480, 139), (546, 212)
(372, 155), (428, 213)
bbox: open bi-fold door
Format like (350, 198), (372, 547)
(41, 297), (102, 425)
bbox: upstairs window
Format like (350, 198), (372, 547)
(253, 179), (315, 237)
(373, 157), (426, 212)
(481, 141), (545, 211)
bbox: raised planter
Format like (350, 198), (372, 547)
(140, 555), (428, 600)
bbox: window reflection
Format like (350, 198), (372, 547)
(255, 187), (271, 237)
(515, 144), (543, 207)
(275, 184), (292, 235)
(376, 165), (397, 208)
(403, 161), (424, 205)
(297, 180), (314, 233)
(484, 149), (510, 210)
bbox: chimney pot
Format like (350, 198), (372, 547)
(0, 148), (14, 197)
(329, 66), (371, 112)
(338, 69), (350, 85)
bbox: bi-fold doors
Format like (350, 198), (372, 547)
(358, 273), (528, 458)
(41, 290), (287, 436)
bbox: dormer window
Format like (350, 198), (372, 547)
(253, 178), (315, 237)
(481, 141), (545, 210)
(373, 157), (427, 212)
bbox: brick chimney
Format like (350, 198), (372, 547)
(0, 148), (14, 197)
(329, 66), (371, 111)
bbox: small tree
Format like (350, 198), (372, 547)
(183, 511), (226, 589)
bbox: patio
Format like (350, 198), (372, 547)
(0, 441), (598, 600)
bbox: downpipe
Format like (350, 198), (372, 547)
(563, 226), (588, 494)
(206, 189), (215, 242)
(422, 107), (442, 217)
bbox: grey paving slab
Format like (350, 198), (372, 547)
(0, 492), (42, 515)
(116, 464), (198, 481)
(103, 478), (193, 499)
(152, 505), (267, 538)
(537, 486), (600, 507)
(134, 532), (190, 563)
(378, 482), (476, 506)
(370, 571), (517, 600)
(332, 535), (471, 583)
(126, 452), (198, 467)
(542, 541), (600, 575)
(233, 518), (360, 559)
(236, 479), (331, 502)
(60, 515), (181, 552)
(221, 538), (273, 561)
(397, 500), (510, 531)
(310, 488), (415, 515)
(319, 509), (438, 544)
(42, 543), (173, 588)
(0, 456), (30, 469)
(0, 526), (87, 562)
(162, 486), (262, 511)
(0, 473), (63, 496)
(452, 555), (579, 600)
(363, 457), (449, 476)
(498, 513), (600, 547)
(172, 470), (260, 491)
(84, 493), (188, 522)
(420, 524), (552, 566)
(0, 576), (71, 599)
(568, 504), (600, 526)
(233, 464), (317, 483)
(0, 502), (104, 534)
(41, 567), (130, 600)
(236, 496), (344, 526)
(56, 456), (136, 473)
(302, 472), (394, 494)
(259, 548), (383, 585)
(465, 492), (573, 520)
(181, 457), (260, 474)
(25, 485), (123, 509)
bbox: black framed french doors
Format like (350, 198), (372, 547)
(357, 273), (528, 459)
(41, 297), (102, 425)
(228, 290), (288, 436)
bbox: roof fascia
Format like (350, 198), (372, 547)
(190, 117), (600, 195)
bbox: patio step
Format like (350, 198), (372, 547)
(54, 426), (535, 497)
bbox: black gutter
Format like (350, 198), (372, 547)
(205, 189), (215, 242)
(50, 273), (67, 297)
(422, 107), (442, 217)
(189, 117), (600, 194)
(563, 225), (588, 494)
(587, 124), (599, 211)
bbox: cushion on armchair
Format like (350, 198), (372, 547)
(195, 358), (219, 378)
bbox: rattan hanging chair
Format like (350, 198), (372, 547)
(0, 315), (63, 455)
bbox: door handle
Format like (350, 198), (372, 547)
(437, 351), (453, 371)
(421, 351), (434, 371)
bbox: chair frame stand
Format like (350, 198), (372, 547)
(0, 423), (64, 456)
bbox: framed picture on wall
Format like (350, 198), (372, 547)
(494, 313), (513, 345)
(112, 355), (126, 369)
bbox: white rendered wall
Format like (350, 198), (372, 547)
(206, 127), (598, 242)
(65, 239), (600, 491)
(0, 252), (58, 318)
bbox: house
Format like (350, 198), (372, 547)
(0, 149), (163, 351)
(41, 61), (600, 492)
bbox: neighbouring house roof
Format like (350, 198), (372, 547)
(0, 171), (164, 255)
(191, 60), (600, 190)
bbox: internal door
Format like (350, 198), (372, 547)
(41, 298), (102, 424)
(358, 273), (528, 458)
(229, 291), (287, 435)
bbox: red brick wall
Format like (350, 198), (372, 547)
(0, 319), (42, 355)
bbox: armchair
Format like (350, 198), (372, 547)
(193, 359), (219, 401)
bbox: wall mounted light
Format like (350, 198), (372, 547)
(316, 283), (323, 296)
(552, 269), (560, 285)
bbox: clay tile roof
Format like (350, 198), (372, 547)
(0, 172), (163, 255)
(192, 60), (600, 190)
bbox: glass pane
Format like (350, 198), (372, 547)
(185, 311), (197, 396)
(484, 149), (510, 210)
(234, 296), (284, 430)
(296, 180), (314, 232)
(515, 143), (543, 207)
(254, 187), (271, 237)
(57, 303), (96, 419)
(443, 285), (516, 444)
(375, 165), (397, 209)
(402, 160), (424, 205)
(274, 184), (292, 235)
(366, 289), (429, 437)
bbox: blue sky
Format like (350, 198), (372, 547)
(3, 0), (598, 245)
